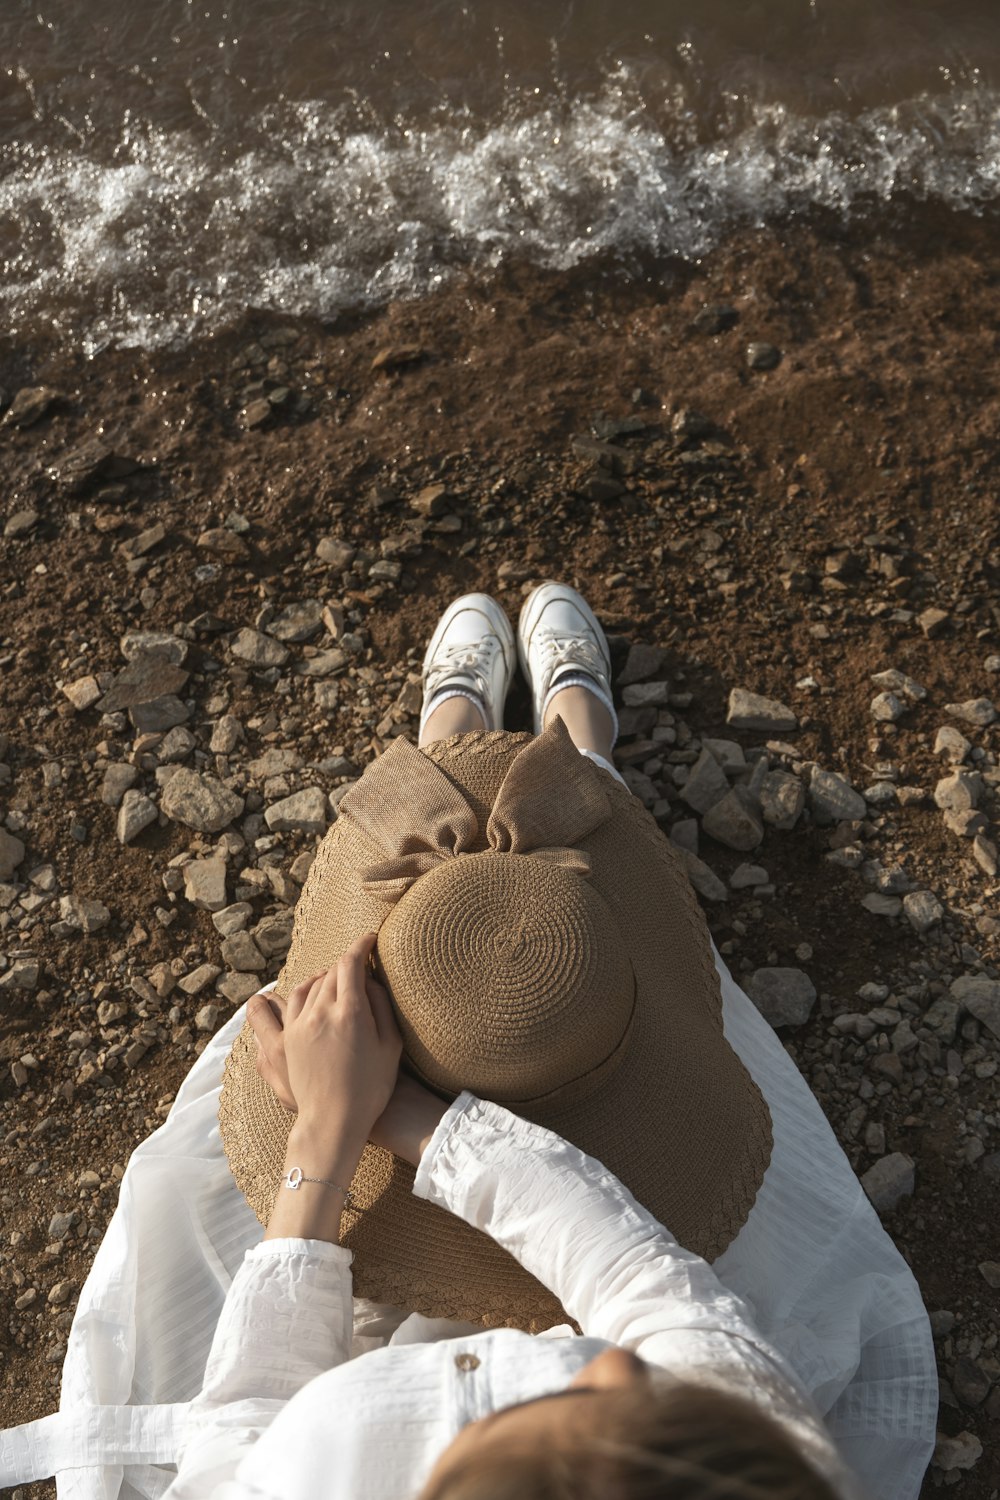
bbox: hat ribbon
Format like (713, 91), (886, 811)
(336, 718), (612, 902)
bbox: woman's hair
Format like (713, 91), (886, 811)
(419, 1380), (844, 1500)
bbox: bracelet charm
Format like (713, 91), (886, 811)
(282, 1165), (355, 1208)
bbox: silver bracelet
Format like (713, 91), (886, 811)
(282, 1166), (355, 1209)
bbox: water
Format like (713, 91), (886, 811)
(2, 0), (999, 352)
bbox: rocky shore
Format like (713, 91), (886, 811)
(2, 209), (999, 1496)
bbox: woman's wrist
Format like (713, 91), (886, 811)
(285, 1117), (365, 1185)
(262, 1123), (364, 1245)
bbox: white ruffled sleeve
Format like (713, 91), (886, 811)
(414, 1092), (865, 1500)
(159, 1237), (353, 1500)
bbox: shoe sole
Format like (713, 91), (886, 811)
(422, 593), (516, 729)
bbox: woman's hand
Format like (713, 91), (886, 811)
(247, 933), (402, 1160)
(249, 953), (448, 1167)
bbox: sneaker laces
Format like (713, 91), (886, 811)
(424, 637), (500, 705)
(535, 629), (609, 693)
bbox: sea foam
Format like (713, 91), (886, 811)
(2, 74), (998, 352)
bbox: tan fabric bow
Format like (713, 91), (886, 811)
(336, 718), (612, 902)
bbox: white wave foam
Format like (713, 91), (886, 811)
(2, 79), (999, 351)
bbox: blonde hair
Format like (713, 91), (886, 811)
(420, 1381), (844, 1500)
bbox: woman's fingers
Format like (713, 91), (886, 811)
(337, 933), (379, 1013)
(366, 973), (400, 1048)
(247, 991), (283, 1042)
(285, 972), (326, 1022)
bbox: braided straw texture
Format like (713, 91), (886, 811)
(218, 730), (772, 1333)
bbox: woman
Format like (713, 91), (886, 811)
(0, 585), (936, 1500)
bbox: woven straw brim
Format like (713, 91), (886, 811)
(219, 730), (772, 1332)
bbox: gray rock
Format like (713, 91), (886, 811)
(264, 787), (329, 836)
(923, 996), (959, 1042)
(0, 959), (39, 991)
(669, 819), (699, 855)
(746, 967), (817, 1027)
(173, 963), (220, 997)
(944, 697), (996, 727)
(861, 892), (902, 917)
(943, 807), (987, 838)
(676, 847), (728, 903)
(3, 385), (59, 427)
(918, 607), (950, 638)
(746, 341), (781, 371)
(314, 681), (340, 716)
(902, 890), (943, 933)
(621, 681), (670, 707)
(972, 833), (998, 877)
(253, 911), (294, 958)
(726, 689), (797, 735)
(212, 901), (253, 937)
(0, 828), (26, 880)
(98, 651), (189, 712)
(952, 1356), (991, 1408)
(933, 1432), (983, 1472)
(217, 971), (264, 1004)
(759, 770), (804, 830)
(295, 648), (347, 678)
(48, 1210), (79, 1241)
(61, 676), (102, 711)
(863, 782), (897, 809)
(58, 894), (111, 934)
(220, 932), (267, 972)
(100, 763), (139, 808)
(692, 303), (738, 335)
(210, 716), (243, 754)
(617, 644), (667, 686)
(315, 537), (356, 569)
(119, 630), (188, 665)
(130, 696), (191, 734)
(701, 737), (746, 773)
(808, 767), (866, 824)
(195, 1003), (222, 1033)
(248, 748), (304, 780)
(161, 770), (245, 833)
(183, 857), (229, 912)
(702, 788), (764, 852)
(5, 507), (39, 537)
(933, 771), (983, 812)
(269, 600), (325, 643)
(230, 628), (290, 668)
(934, 725), (971, 763)
(860, 1152), (915, 1212)
(679, 748), (730, 815)
(157, 726), (196, 763)
(985, 654), (1000, 674)
(870, 668), (927, 701)
(116, 790), (158, 844)
(730, 863), (769, 889)
(950, 975), (1000, 1040)
(870, 691), (905, 722)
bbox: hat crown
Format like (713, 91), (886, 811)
(378, 850), (634, 1104)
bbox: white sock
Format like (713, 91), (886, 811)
(542, 671), (619, 747)
(419, 687), (489, 743)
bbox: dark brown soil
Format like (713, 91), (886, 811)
(1, 206), (999, 1497)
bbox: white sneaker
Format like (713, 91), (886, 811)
(517, 581), (615, 736)
(420, 593), (516, 740)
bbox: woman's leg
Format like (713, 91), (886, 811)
(542, 684), (615, 762)
(419, 694), (488, 747)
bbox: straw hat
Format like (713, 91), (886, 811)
(219, 719), (772, 1332)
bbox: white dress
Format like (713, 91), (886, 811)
(0, 950), (938, 1500)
